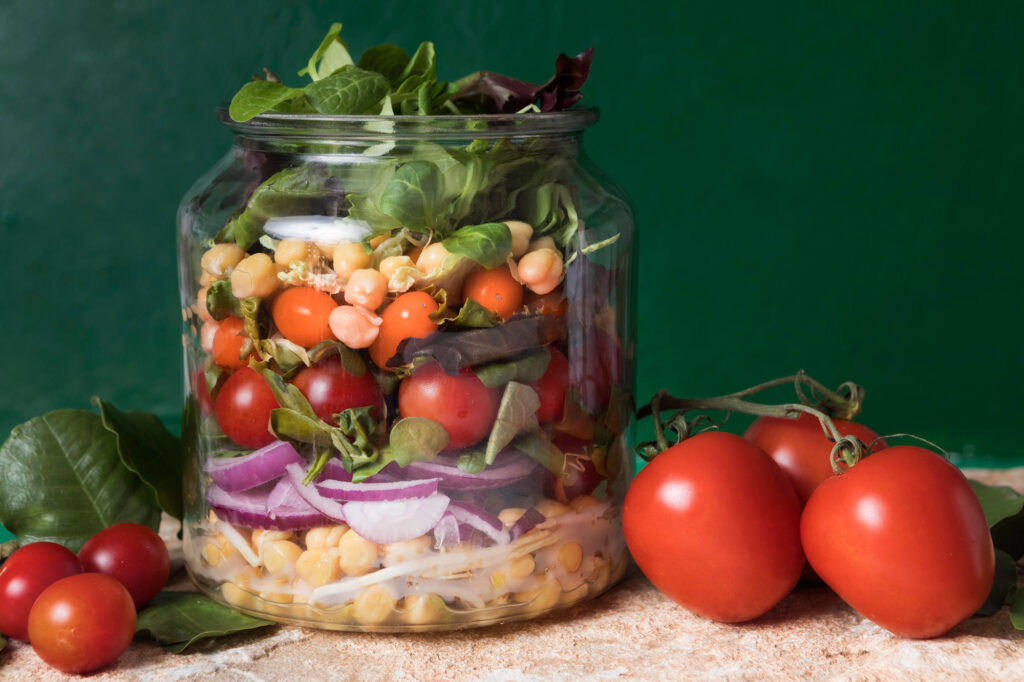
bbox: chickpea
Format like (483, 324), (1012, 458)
(196, 286), (213, 322)
(382, 536), (432, 566)
(527, 236), (557, 253)
(328, 305), (382, 349)
(200, 319), (219, 353)
(199, 271), (218, 287)
(261, 540), (303, 578)
(231, 253), (280, 299)
(251, 529), (293, 552)
(497, 507), (527, 529)
(504, 220), (534, 258)
(535, 498), (571, 518)
(379, 255), (416, 282)
(200, 540), (225, 567)
(221, 581), (256, 609)
(275, 238), (312, 266)
(201, 243), (245, 278)
(353, 585), (396, 625)
(295, 548), (342, 587)
(344, 268), (388, 310)
(338, 529), (378, 576)
(517, 248), (563, 296)
(557, 542), (584, 573)
(514, 576), (561, 612)
(333, 242), (372, 280)
(304, 525), (348, 550)
(415, 243), (450, 274)
(509, 555), (536, 580)
(402, 593), (444, 626)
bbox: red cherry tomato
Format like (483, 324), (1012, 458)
(0, 542), (82, 641)
(28, 573), (136, 674)
(292, 360), (384, 423)
(744, 412), (886, 505)
(398, 362), (499, 450)
(215, 366), (279, 448)
(529, 347), (569, 424)
(212, 316), (250, 369)
(801, 446), (994, 638)
(78, 523), (170, 608)
(370, 291), (439, 369)
(623, 432), (804, 623)
(193, 368), (216, 415)
(271, 286), (338, 348)
(462, 266), (524, 320)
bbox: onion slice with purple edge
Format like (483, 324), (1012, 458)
(432, 512), (460, 548)
(316, 477), (440, 502)
(205, 440), (304, 492)
(402, 450), (539, 491)
(510, 507), (545, 540)
(447, 501), (510, 545)
(284, 463), (347, 523)
(206, 482), (326, 530)
(343, 493), (451, 544)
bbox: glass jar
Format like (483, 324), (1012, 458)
(177, 109), (635, 631)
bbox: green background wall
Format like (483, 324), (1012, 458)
(2, 0), (1021, 478)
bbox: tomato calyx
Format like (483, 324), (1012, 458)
(636, 372), (871, 474)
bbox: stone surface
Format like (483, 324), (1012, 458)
(2, 468), (1022, 681)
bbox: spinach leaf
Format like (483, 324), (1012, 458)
(457, 450), (488, 474)
(473, 348), (550, 389)
(389, 417), (449, 466)
(0, 411), (160, 551)
(969, 479), (1024, 560)
(380, 160), (444, 231)
(511, 432), (566, 475)
(136, 591), (274, 653)
(297, 22), (354, 81)
(304, 67), (390, 115)
(399, 41), (437, 82)
(229, 81), (304, 123)
(94, 399), (184, 521)
(204, 279), (240, 321)
(392, 314), (565, 373)
(485, 382), (541, 464)
(1011, 586), (1024, 630)
(436, 297), (500, 329)
(358, 44), (411, 85)
(442, 223), (512, 269)
(976, 549), (1018, 617)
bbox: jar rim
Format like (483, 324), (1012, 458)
(216, 106), (599, 140)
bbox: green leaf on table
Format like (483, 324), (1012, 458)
(442, 222), (512, 269)
(358, 44), (411, 85)
(389, 417), (449, 467)
(0, 411), (160, 551)
(136, 591), (273, 653)
(304, 67), (390, 114)
(485, 382), (541, 464)
(298, 22), (354, 81)
(473, 348), (551, 389)
(380, 160), (444, 231)
(229, 80), (304, 122)
(976, 549), (1018, 617)
(1010, 586), (1024, 630)
(968, 479), (1024, 559)
(93, 398), (184, 521)
(0, 634), (5, 651)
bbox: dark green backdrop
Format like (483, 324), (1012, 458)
(3, 0), (1022, 475)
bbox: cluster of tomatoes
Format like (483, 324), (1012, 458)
(0, 523), (170, 673)
(623, 411), (995, 639)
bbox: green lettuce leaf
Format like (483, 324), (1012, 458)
(229, 80), (305, 122)
(442, 222), (512, 269)
(304, 66), (390, 115)
(485, 382), (541, 464)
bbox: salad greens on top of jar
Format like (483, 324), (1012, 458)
(179, 23), (635, 631)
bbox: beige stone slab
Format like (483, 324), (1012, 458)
(2, 467), (1023, 681)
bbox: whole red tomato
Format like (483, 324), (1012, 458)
(623, 431), (804, 622)
(292, 360), (384, 423)
(215, 366), (279, 448)
(0, 542), (82, 641)
(398, 362), (499, 450)
(529, 347), (569, 424)
(28, 573), (136, 674)
(801, 445), (994, 638)
(744, 412), (886, 505)
(78, 523), (170, 608)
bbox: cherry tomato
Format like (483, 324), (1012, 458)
(212, 316), (250, 369)
(744, 412), (887, 505)
(398, 362), (499, 449)
(193, 369), (216, 415)
(0, 542), (82, 641)
(801, 445), (994, 638)
(369, 291), (438, 369)
(292, 360), (384, 422)
(463, 265), (523, 320)
(568, 326), (622, 413)
(28, 573), (136, 674)
(623, 432), (804, 622)
(524, 287), (567, 317)
(78, 523), (169, 608)
(272, 286), (338, 348)
(215, 366), (279, 448)
(529, 347), (569, 423)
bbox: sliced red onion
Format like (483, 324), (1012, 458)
(447, 501), (510, 545)
(510, 507), (546, 540)
(432, 512), (461, 548)
(206, 482), (326, 530)
(316, 477), (440, 502)
(402, 450), (539, 491)
(284, 463), (347, 523)
(343, 493), (450, 544)
(205, 441), (303, 492)
(315, 458), (352, 483)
